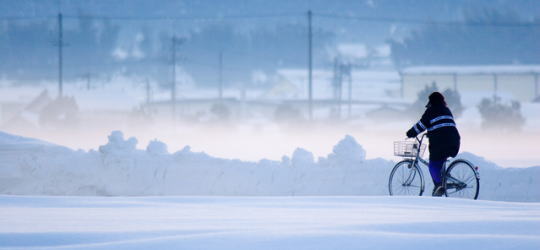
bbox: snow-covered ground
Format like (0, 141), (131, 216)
(0, 130), (538, 201)
(0, 111), (539, 249)
(0, 195), (539, 250)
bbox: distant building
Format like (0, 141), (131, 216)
(400, 65), (540, 102)
(275, 69), (401, 101)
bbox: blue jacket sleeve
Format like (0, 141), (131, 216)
(406, 109), (430, 138)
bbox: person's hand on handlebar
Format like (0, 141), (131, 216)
(406, 129), (415, 138)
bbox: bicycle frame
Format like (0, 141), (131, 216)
(412, 134), (429, 167)
(412, 133), (470, 191)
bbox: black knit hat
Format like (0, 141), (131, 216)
(427, 92), (446, 107)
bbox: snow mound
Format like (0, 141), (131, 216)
(321, 135), (366, 166)
(146, 139), (168, 155)
(0, 130), (538, 201)
(98, 130), (138, 155)
(291, 148), (315, 167)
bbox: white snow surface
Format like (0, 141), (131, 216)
(0, 130), (538, 201)
(0, 195), (539, 249)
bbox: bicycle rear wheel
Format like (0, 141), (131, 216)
(444, 159), (480, 200)
(389, 160), (424, 196)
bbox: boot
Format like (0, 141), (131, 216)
(432, 185), (445, 197)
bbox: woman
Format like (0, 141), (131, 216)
(406, 92), (461, 196)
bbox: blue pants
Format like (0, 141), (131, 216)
(428, 160), (446, 186)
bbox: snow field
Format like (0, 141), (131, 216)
(0, 195), (539, 249)
(0, 130), (538, 201)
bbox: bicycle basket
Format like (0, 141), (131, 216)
(394, 140), (427, 157)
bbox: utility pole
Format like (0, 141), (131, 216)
(535, 73), (539, 99)
(399, 72), (404, 98)
(218, 51), (223, 100)
(170, 35), (185, 121)
(347, 65), (352, 118)
(493, 74), (498, 97)
(452, 73), (458, 92)
(307, 10), (313, 120)
(332, 57), (342, 118)
(171, 35), (177, 120)
(58, 13), (63, 98)
(145, 78), (151, 104)
(84, 73), (91, 90)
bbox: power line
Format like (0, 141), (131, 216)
(0, 16), (53, 20)
(0, 13), (301, 22)
(64, 13), (302, 21)
(315, 12), (540, 27)
(1, 12), (538, 27)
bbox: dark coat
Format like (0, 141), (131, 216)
(406, 104), (461, 161)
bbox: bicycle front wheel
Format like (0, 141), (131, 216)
(445, 159), (480, 200)
(389, 160), (424, 196)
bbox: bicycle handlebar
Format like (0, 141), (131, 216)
(405, 133), (427, 143)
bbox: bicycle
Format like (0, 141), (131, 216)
(388, 133), (480, 199)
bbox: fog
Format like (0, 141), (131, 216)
(1, 0), (539, 168)
(3, 112), (539, 168)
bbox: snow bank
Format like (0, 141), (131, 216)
(0, 131), (58, 146)
(0, 130), (538, 201)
